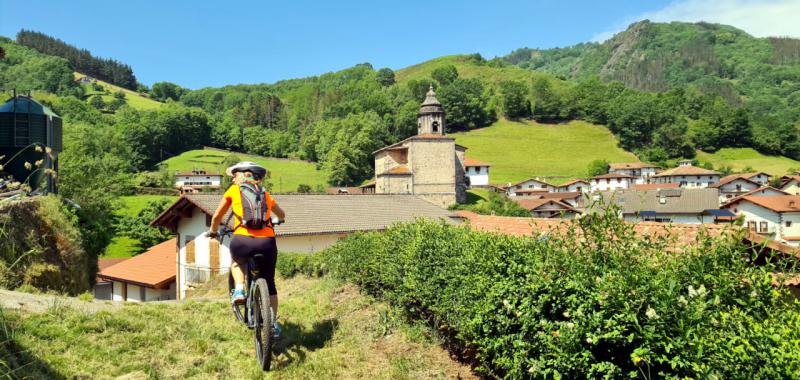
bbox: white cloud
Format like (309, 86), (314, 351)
(592, 0), (800, 42)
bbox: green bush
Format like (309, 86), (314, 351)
(277, 252), (326, 278)
(324, 213), (800, 378)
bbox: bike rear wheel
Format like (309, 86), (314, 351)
(252, 278), (274, 371)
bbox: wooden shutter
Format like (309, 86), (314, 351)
(186, 239), (195, 264)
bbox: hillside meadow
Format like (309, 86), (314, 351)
(696, 148), (800, 176)
(161, 148), (327, 193)
(452, 119), (639, 184)
(74, 72), (162, 111)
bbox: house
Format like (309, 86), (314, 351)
(608, 162), (658, 184)
(710, 175), (763, 203)
(529, 191), (584, 207)
(514, 198), (580, 219)
(151, 194), (462, 299)
(738, 172), (771, 185)
(723, 195), (800, 246)
(781, 175), (800, 195)
(507, 178), (555, 196)
(589, 188), (729, 224)
(651, 163), (720, 188)
(372, 86), (467, 207)
(721, 186), (788, 208)
(174, 169), (222, 192)
(97, 239), (177, 302)
(589, 173), (635, 192)
(464, 158), (491, 187)
(94, 258), (129, 300)
(554, 179), (589, 193)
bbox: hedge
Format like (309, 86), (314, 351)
(323, 212), (800, 379)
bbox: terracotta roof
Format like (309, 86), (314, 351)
(379, 165), (412, 176)
(739, 172), (771, 179)
(510, 177), (554, 188)
(556, 179), (589, 188)
(726, 195), (800, 213)
(591, 173), (636, 180)
(98, 239), (177, 288)
(514, 198), (578, 213)
(98, 258), (129, 271)
(152, 194), (462, 237)
(721, 186), (788, 207)
(513, 188), (550, 194)
(455, 211), (732, 250)
(609, 162), (658, 170)
(653, 166), (720, 177)
(632, 183), (680, 190)
(781, 175), (800, 186)
(534, 191), (582, 200)
(464, 157), (491, 167)
(710, 174), (761, 188)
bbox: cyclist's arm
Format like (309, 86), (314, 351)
(272, 202), (286, 221)
(209, 197), (232, 236)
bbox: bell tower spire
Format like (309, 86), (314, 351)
(417, 85), (445, 135)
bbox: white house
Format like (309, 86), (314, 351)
(151, 194), (463, 299)
(97, 239), (177, 302)
(174, 169), (222, 191)
(507, 178), (555, 196)
(463, 157), (491, 187)
(651, 164), (720, 188)
(608, 163), (658, 185)
(555, 179), (589, 193)
(590, 173), (635, 192)
(711, 175), (762, 204)
(722, 186), (788, 208)
(589, 188), (730, 224)
(781, 175), (800, 195)
(738, 172), (771, 185)
(723, 195), (800, 246)
(514, 198), (580, 219)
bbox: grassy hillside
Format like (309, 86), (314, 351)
(1, 275), (475, 379)
(696, 148), (800, 176)
(162, 148), (327, 193)
(74, 72), (162, 111)
(452, 119), (639, 184)
(396, 54), (554, 85)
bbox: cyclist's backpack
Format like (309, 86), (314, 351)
(234, 183), (272, 229)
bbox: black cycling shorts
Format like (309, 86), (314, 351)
(230, 235), (278, 295)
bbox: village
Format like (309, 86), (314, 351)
(81, 86), (800, 302)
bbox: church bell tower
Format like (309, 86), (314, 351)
(417, 85), (445, 135)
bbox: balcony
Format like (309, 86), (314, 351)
(183, 265), (227, 285)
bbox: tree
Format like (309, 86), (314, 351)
(113, 91), (126, 100)
(376, 68), (396, 86)
(587, 159), (609, 177)
(297, 184), (312, 193)
(437, 78), (494, 131)
(151, 81), (186, 101)
(499, 80), (530, 119)
(89, 95), (105, 109)
(431, 65), (459, 86)
(117, 199), (174, 253)
(653, 120), (695, 159)
(530, 77), (563, 121)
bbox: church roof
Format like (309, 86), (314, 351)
(378, 165), (412, 176)
(419, 85), (444, 114)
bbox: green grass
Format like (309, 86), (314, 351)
(102, 236), (141, 258)
(452, 119), (639, 184)
(1, 275), (474, 379)
(162, 148), (327, 193)
(696, 148), (800, 176)
(117, 195), (178, 218)
(396, 55), (553, 85)
(74, 72), (163, 111)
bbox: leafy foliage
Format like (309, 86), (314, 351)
(116, 199), (174, 253)
(325, 215), (800, 378)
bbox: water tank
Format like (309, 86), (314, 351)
(0, 94), (62, 193)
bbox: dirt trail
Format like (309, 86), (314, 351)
(1, 289), (124, 313)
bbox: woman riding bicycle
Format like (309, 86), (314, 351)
(208, 161), (286, 337)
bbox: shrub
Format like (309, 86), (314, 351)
(323, 213), (800, 378)
(277, 252), (326, 278)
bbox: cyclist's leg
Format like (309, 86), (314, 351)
(229, 235), (253, 302)
(258, 237), (279, 317)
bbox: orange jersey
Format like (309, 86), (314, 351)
(223, 184), (276, 238)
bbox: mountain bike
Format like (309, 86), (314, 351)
(216, 219), (281, 371)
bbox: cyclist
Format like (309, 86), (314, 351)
(208, 161), (285, 337)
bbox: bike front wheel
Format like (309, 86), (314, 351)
(252, 278), (275, 371)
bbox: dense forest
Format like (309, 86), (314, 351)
(504, 20), (800, 160)
(16, 30), (139, 90)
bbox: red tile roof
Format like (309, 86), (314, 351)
(98, 239), (177, 289)
(710, 174), (760, 188)
(556, 179), (589, 188)
(591, 173), (636, 180)
(721, 186), (788, 207)
(98, 258), (129, 271)
(510, 177), (554, 188)
(464, 157), (491, 167)
(727, 195), (800, 213)
(653, 166), (720, 177)
(609, 162), (658, 170)
(514, 198), (578, 212)
(379, 165), (412, 175)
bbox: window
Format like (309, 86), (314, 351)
(185, 235), (195, 246)
(748, 221), (756, 231)
(615, 178), (620, 183)
(759, 221), (768, 233)
(205, 214), (212, 227)
(680, 181), (687, 186)
(787, 221), (793, 228)
(432, 121), (439, 133)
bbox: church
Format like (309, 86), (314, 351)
(372, 86), (467, 207)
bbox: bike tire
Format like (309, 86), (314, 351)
(252, 278), (274, 371)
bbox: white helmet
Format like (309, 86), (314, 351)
(225, 161), (267, 179)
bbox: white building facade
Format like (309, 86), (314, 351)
(464, 158), (491, 187)
(590, 174), (634, 192)
(724, 195), (800, 246)
(608, 163), (658, 185)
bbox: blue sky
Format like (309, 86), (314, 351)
(2, 0), (798, 89)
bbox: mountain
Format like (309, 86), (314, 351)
(504, 20), (800, 122)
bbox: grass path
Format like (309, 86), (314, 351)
(1, 275), (475, 379)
